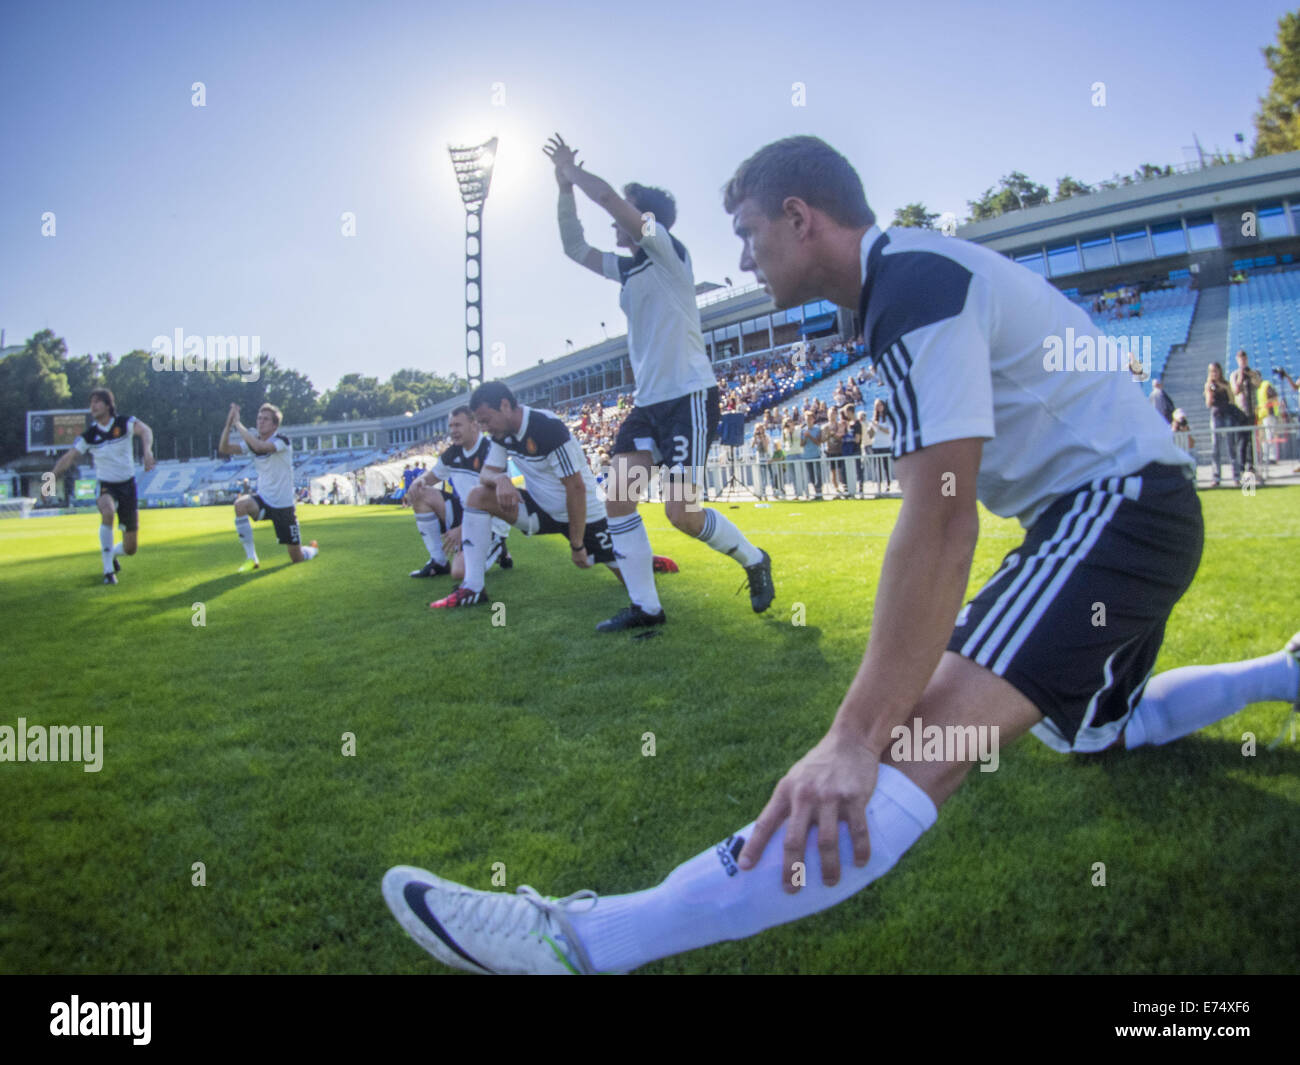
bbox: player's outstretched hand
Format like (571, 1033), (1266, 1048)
(737, 728), (879, 893)
(227, 402), (240, 425)
(570, 546), (590, 569)
(543, 133), (581, 182)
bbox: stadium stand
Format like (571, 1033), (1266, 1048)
(1227, 266), (1300, 382)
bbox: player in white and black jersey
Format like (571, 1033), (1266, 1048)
(405, 406), (512, 581)
(385, 136), (1300, 976)
(51, 388), (156, 585)
(543, 134), (774, 628)
(430, 382), (672, 631)
(218, 403), (318, 569)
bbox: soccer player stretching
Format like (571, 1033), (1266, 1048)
(384, 137), (1299, 974)
(540, 133), (773, 631)
(51, 388), (155, 585)
(429, 382), (665, 631)
(405, 405), (512, 582)
(218, 403), (318, 569)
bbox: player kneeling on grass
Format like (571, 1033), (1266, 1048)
(430, 381), (674, 632)
(384, 136), (1300, 975)
(50, 388), (155, 585)
(218, 402), (318, 569)
(404, 405), (512, 581)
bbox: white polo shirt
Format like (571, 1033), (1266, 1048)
(74, 415), (137, 483)
(486, 406), (605, 525)
(232, 432), (295, 509)
(602, 224), (718, 407)
(858, 225), (1192, 527)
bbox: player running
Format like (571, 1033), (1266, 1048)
(218, 403), (318, 569)
(542, 133), (773, 630)
(405, 405), (512, 581)
(50, 388), (155, 585)
(429, 382), (671, 631)
(385, 136), (1300, 974)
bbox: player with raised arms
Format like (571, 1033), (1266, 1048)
(383, 136), (1300, 974)
(51, 388), (155, 585)
(428, 381), (670, 630)
(405, 405), (513, 582)
(537, 132), (774, 631)
(218, 402), (318, 569)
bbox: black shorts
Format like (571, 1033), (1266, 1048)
(516, 490), (615, 564)
(252, 495), (302, 546)
(613, 386), (720, 477)
(947, 463), (1203, 753)
(443, 492), (464, 531)
(99, 479), (138, 533)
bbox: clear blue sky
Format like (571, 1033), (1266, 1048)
(0, 0), (1289, 393)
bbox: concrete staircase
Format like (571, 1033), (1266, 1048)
(1158, 285), (1229, 443)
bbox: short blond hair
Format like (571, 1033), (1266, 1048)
(258, 403), (283, 427)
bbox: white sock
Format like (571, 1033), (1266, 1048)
(568, 764), (937, 972)
(1125, 650), (1299, 748)
(607, 513), (661, 614)
(300, 544), (318, 561)
(112, 542), (126, 558)
(98, 525), (114, 573)
(697, 508), (762, 567)
(234, 515), (258, 561)
(416, 512), (447, 565)
(461, 508), (491, 593)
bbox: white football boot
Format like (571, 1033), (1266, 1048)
(382, 866), (602, 975)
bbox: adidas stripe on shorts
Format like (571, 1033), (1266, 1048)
(948, 462), (1204, 753)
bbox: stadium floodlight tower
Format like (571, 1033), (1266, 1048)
(447, 137), (498, 390)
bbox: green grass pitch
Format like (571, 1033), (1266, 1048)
(1, 490), (1297, 974)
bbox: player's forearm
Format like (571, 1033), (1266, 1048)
(137, 424), (154, 455)
(557, 189), (595, 263)
(567, 166), (619, 213)
(830, 505), (979, 752)
(564, 483), (587, 546)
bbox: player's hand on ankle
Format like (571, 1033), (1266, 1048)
(738, 729), (880, 893)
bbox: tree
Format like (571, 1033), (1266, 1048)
(890, 203), (940, 229)
(966, 171), (1050, 221)
(0, 331), (74, 461)
(1054, 175), (1092, 201)
(1254, 11), (1300, 156)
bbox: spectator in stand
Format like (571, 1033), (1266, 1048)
(842, 404), (865, 496)
(1149, 378), (1175, 424)
(1170, 408), (1195, 456)
(750, 422), (776, 499)
(799, 409), (824, 500)
(1205, 361), (1249, 486)
(1232, 350), (1262, 470)
(866, 397), (894, 495)
(825, 406), (847, 497)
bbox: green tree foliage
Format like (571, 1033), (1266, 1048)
(1254, 11), (1300, 156)
(0, 330), (74, 460)
(890, 203), (940, 229)
(1054, 175), (1092, 201)
(966, 171), (1050, 221)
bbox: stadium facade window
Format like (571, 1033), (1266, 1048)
(1150, 220), (1186, 258)
(1046, 241), (1082, 277)
(1185, 214), (1219, 251)
(1289, 201), (1300, 236)
(1014, 249), (1046, 275)
(1257, 203), (1289, 240)
(1115, 227), (1152, 263)
(725, 323), (741, 340)
(1080, 234), (1117, 271)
